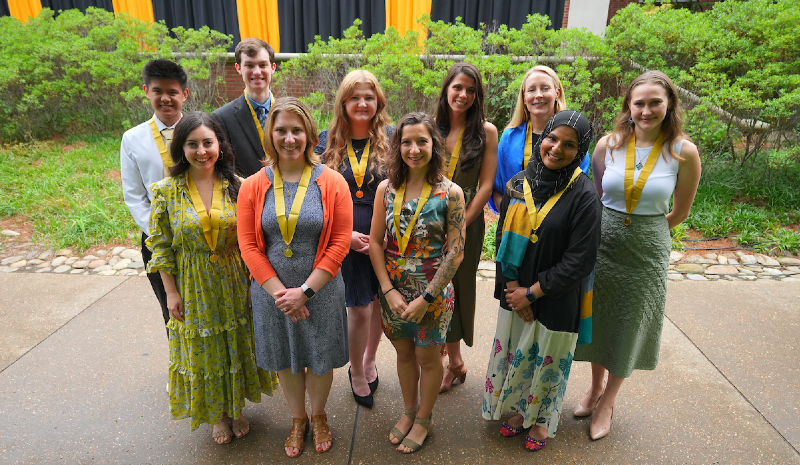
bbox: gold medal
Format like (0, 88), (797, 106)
(274, 164), (312, 259)
(356, 189), (364, 198)
(530, 233), (538, 243)
(396, 257), (406, 266)
(522, 168), (581, 244)
(624, 134), (664, 218)
(623, 216), (632, 226)
(186, 173), (222, 265)
(210, 254), (218, 263)
(284, 248), (293, 257)
(392, 182), (432, 273)
(347, 140), (370, 199)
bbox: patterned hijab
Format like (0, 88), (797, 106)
(524, 110), (593, 201)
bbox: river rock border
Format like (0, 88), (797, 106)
(0, 244), (146, 277)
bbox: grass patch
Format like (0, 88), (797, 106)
(0, 132), (138, 251)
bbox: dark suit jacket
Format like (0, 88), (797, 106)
(212, 94), (268, 178)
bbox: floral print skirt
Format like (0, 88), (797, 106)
(482, 307), (578, 437)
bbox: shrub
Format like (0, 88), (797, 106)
(0, 7), (231, 143)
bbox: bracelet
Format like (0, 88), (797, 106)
(382, 287), (398, 295)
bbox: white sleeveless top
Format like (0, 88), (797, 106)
(601, 137), (683, 215)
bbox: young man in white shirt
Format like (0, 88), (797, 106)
(120, 59), (189, 334)
(212, 38), (277, 177)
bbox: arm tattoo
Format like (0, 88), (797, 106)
(426, 184), (466, 296)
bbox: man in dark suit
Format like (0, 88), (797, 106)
(212, 38), (277, 177)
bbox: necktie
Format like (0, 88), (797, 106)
(255, 106), (267, 128)
(161, 128), (174, 149)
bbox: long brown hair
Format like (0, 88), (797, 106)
(323, 70), (390, 187)
(608, 70), (688, 161)
(434, 62), (487, 172)
(262, 97), (320, 166)
(386, 113), (445, 189)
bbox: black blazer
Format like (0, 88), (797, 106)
(212, 94), (269, 178)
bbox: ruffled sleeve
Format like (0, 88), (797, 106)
(145, 179), (178, 276)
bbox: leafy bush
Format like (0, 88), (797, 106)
(0, 7), (231, 143)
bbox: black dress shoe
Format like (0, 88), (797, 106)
(348, 367), (374, 408)
(367, 368), (379, 395)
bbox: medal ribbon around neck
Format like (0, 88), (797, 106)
(244, 88), (275, 155)
(446, 128), (465, 180)
(624, 133), (664, 215)
(522, 167), (582, 243)
(186, 173), (223, 262)
(392, 181), (433, 266)
(149, 117), (173, 177)
(523, 121), (533, 170)
(274, 163), (313, 257)
(347, 139), (370, 198)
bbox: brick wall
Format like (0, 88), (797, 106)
(562, 0), (570, 28)
(217, 61), (320, 105)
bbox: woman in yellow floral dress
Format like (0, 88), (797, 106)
(146, 112), (277, 445)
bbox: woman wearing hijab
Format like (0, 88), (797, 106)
(482, 110), (601, 452)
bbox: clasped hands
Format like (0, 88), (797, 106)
(504, 284), (534, 323)
(384, 289), (428, 324)
(274, 287), (310, 323)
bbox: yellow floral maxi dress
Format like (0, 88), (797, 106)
(146, 174), (278, 431)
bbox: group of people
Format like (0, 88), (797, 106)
(120, 37), (700, 456)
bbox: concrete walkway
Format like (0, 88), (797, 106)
(1, 274), (798, 464)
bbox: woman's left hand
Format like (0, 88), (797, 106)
(274, 287), (310, 322)
(400, 296), (429, 324)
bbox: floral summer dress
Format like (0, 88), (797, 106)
(146, 173), (278, 431)
(378, 182), (455, 347)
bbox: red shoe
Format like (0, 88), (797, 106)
(524, 435), (547, 451)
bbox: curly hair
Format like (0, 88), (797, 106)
(506, 65), (567, 130)
(386, 112), (445, 189)
(262, 97), (320, 167)
(168, 111), (240, 201)
(608, 70), (688, 161)
(322, 70), (390, 188)
(434, 62), (487, 172)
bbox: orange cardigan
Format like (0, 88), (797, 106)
(237, 165), (353, 285)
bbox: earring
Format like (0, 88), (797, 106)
(219, 151), (223, 160)
(627, 117), (634, 126)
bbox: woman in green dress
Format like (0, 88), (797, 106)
(434, 62), (498, 392)
(146, 111), (277, 445)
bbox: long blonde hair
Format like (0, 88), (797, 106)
(506, 65), (567, 130)
(323, 70), (391, 187)
(608, 70), (687, 161)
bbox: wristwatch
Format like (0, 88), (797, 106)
(526, 287), (537, 303)
(301, 283), (315, 299)
(422, 291), (436, 304)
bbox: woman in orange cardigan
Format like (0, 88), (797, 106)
(238, 97), (353, 457)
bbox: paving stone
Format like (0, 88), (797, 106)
(35, 267), (52, 273)
(37, 261), (51, 268)
(785, 266), (800, 273)
(744, 265), (764, 273)
(98, 270), (118, 276)
(96, 250), (108, 257)
(717, 255), (728, 264)
(71, 260), (89, 269)
(117, 269), (138, 276)
(777, 257), (800, 265)
(781, 277), (799, 282)
(478, 260), (494, 270)
(51, 256), (67, 267)
(25, 250), (39, 260)
(82, 255), (99, 261)
(10, 260), (27, 268)
(735, 267), (755, 275)
(669, 251), (684, 262)
(111, 246), (126, 256)
(668, 264), (675, 270)
(667, 273), (685, 281)
(741, 275), (757, 280)
(705, 265), (739, 275)
(763, 268), (784, 276)
(735, 251), (747, 258)
(87, 259), (107, 269)
(479, 269), (495, 278)
(38, 250), (54, 260)
(728, 258), (739, 265)
(128, 261), (144, 269)
(56, 248), (73, 257)
(686, 273), (708, 281)
(0, 266), (15, 273)
(1, 229), (20, 236)
(27, 259), (43, 266)
(70, 269), (84, 274)
(1, 256), (24, 265)
(740, 255), (758, 265)
(112, 259), (131, 270)
(53, 265), (72, 273)
(64, 257), (78, 266)
(757, 275), (773, 280)
(92, 265), (112, 272)
(703, 252), (718, 260)
(120, 249), (142, 260)
(685, 254), (704, 263)
(108, 256), (120, 266)
(723, 275), (740, 281)
(675, 263), (704, 273)
(706, 274), (721, 280)
(756, 254), (780, 266)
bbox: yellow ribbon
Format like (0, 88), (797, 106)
(522, 167), (582, 243)
(186, 173), (223, 262)
(274, 163), (313, 257)
(244, 88), (275, 156)
(347, 139), (370, 197)
(624, 134), (664, 215)
(392, 181), (433, 265)
(446, 128), (465, 180)
(149, 117), (173, 177)
(523, 121), (533, 170)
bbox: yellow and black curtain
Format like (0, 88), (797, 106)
(2, 0), (564, 51)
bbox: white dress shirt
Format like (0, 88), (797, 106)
(120, 114), (180, 235)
